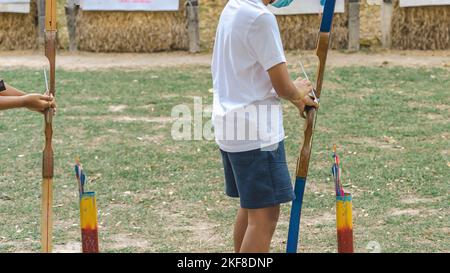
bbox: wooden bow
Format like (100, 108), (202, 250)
(41, 0), (57, 253)
(286, 0), (336, 253)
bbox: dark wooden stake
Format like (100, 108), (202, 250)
(348, 0), (360, 52)
(65, 0), (80, 52)
(186, 0), (200, 53)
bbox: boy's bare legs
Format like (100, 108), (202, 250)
(238, 205), (280, 253)
(234, 208), (248, 252)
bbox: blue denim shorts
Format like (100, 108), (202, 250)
(220, 141), (295, 209)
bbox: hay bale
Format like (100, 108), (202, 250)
(57, 0), (69, 49)
(201, 0), (349, 51)
(0, 0), (38, 50)
(392, 0), (450, 50)
(200, 0), (228, 51)
(76, 5), (188, 53)
(276, 2), (349, 50)
(360, 0), (381, 47)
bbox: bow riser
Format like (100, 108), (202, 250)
(315, 33), (331, 98)
(297, 109), (315, 178)
(43, 31), (55, 179)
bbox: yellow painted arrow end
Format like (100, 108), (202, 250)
(45, 0), (57, 31)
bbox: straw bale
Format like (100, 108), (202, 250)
(276, 4), (348, 50)
(201, 0), (349, 51)
(199, 0), (228, 51)
(57, 0), (69, 49)
(76, 5), (188, 52)
(360, 0), (381, 47)
(0, 0), (38, 50)
(392, 0), (450, 50)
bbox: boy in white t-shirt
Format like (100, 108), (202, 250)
(212, 0), (318, 253)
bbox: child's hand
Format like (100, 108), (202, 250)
(47, 93), (57, 116)
(291, 77), (319, 118)
(22, 94), (56, 114)
(294, 77), (312, 90)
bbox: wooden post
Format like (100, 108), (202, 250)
(186, 0), (200, 53)
(65, 0), (79, 51)
(37, 0), (46, 48)
(381, 0), (393, 49)
(348, 0), (360, 52)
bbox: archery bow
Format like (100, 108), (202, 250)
(286, 0), (336, 253)
(41, 0), (57, 253)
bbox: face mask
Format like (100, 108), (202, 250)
(271, 0), (294, 8)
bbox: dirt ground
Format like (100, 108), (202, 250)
(0, 50), (449, 71)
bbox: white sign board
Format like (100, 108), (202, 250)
(269, 0), (345, 15)
(366, 0), (381, 5)
(0, 0), (30, 13)
(400, 0), (450, 7)
(80, 0), (180, 11)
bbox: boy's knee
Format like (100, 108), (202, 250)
(248, 206), (280, 228)
(247, 218), (278, 233)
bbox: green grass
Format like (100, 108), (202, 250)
(0, 66), (448, 253)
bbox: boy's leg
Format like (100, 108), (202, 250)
(239, 205), (280, 253)
(234, 208), (248, 253)
(222, 141), (294, 253)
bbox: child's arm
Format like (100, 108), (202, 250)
(0, 81), (55, 113)
(0, 96), (26, 111)
(268, 63), (318, 116)
(0, 94), (54, 113)
(0, 82), (27, 97)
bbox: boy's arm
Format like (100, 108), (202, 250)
(268, 63), (318, 115)
(0, 80), (56, 113)
(0, 80), (25, 110)
(0, 93), (55, 113)
(0, 81), (55, 112)
(246, 12), (318, 115)
(0, 82), (27, 97)
(0, 96), (26, 110)
(268, 63), (303, 100)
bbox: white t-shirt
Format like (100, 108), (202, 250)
(212, 0), (286, 153)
